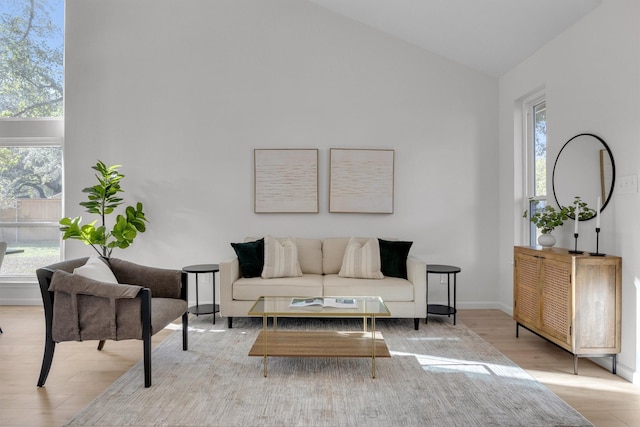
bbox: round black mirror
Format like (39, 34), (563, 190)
(552, 133), (615, 220)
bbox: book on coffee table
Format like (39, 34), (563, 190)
(289, 297), (358, 309)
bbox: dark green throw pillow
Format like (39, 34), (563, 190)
(231, 238), (264, 278)
(378, 238), (413, 279)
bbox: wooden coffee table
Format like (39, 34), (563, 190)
(247, 296), (391, 378)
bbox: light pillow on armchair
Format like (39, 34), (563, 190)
(338, 237), (384, 279)
(261, 235), (303, 279)
(73, 256), (118, 283)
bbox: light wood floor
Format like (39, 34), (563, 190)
(1, 307), (639, 427)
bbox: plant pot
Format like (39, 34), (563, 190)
(538, 233), (556, 248)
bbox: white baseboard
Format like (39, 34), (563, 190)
(0, 281), (41, 305)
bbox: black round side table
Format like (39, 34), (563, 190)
(426, 264), (461, 325)
(183, 264), (219, 324)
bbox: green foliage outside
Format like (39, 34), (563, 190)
(1, 0), (63, 117)
(0, 147), (62, 209)
(534, 103), (546, 197)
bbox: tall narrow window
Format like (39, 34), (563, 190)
(1, 0), (64, 278)
(533, 101), (547, 198)
(526, 98), (547, 245)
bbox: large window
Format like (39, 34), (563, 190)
(0, 141), (62, 276)
(525, 97), (547, 245)
(1, 0), (64, 278)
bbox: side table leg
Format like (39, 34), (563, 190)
(211, 271), (216, 324)
(263, 314), (268, 378)
(453, 272), (457, 325)
(425, 273), (429, 323)
(371, 314), (377, 379)
(195, 273), (200, 314)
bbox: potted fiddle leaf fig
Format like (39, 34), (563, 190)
(59, 161), (148, 258)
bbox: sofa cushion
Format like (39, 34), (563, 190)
(231, 238), (264, 278)
(323, 274), (415, 302)
(293, 238), (323, 274)
(379, 238), (413, 279)
(262, 235), (303, 279)
(322, 237), (351, 274)
(233, 274), (324, 300)
(338, 237), (384, 279)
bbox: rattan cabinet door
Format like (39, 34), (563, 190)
(539, 258), (572, 349)
(513, 252), (540, 329)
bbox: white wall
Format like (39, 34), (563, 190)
(498, 0), (640, 382)
(62, 0), (499, 310)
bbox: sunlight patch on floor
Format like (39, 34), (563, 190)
(391, 350), (533, 380)
(528, 368), (640, 395)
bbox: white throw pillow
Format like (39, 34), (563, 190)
(261, 235), (303, 279)
(73, 256), (118, 283)
(338, 237), (384, 279)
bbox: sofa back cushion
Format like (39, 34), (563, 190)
(322, 237), (351, 274)
(293, 238), (323, 275)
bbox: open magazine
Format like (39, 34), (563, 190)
(289, 297), (358, 309)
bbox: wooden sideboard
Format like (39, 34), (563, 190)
(513, 246), (621, 374)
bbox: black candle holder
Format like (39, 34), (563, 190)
(590, 227), (606, 256)
(569, 233), (583, 254)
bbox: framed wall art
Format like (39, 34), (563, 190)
(254, 149), (318, 213)
(329, 148), (394, 213)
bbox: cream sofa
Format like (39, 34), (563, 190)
(220, 237), (426, 330)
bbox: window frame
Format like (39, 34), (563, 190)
(523, 93), (547, 245)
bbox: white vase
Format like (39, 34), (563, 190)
(538, 233), (556, 248)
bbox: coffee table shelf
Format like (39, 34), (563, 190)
(248, 330), (390, 358)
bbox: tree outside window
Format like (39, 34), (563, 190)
(1, 0), (63, 117)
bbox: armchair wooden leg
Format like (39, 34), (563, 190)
(182, 311), (188, 351)
(414, 318), (419, 330)
(228, 317), (233, 329)
(97, 340), (106, 350)
(37, 339), (56, 387)
(140, 288), (152, 388)
(143, 332), (151, 388)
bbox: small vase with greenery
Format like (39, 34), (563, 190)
(60, 161), (148, 258)
(523, 201), (570, 235)
(523, 196), (595, 247)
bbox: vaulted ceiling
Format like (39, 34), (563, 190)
(308, 0), (602, 76)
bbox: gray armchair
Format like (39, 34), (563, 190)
(36, 257), (188, 388)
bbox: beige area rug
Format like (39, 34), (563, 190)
(66, 316), (592, 427)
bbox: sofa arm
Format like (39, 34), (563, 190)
(219, 257), (240, 314)
(406, 255), (427, 316)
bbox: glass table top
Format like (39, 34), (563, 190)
(248, 296), (390, 317)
